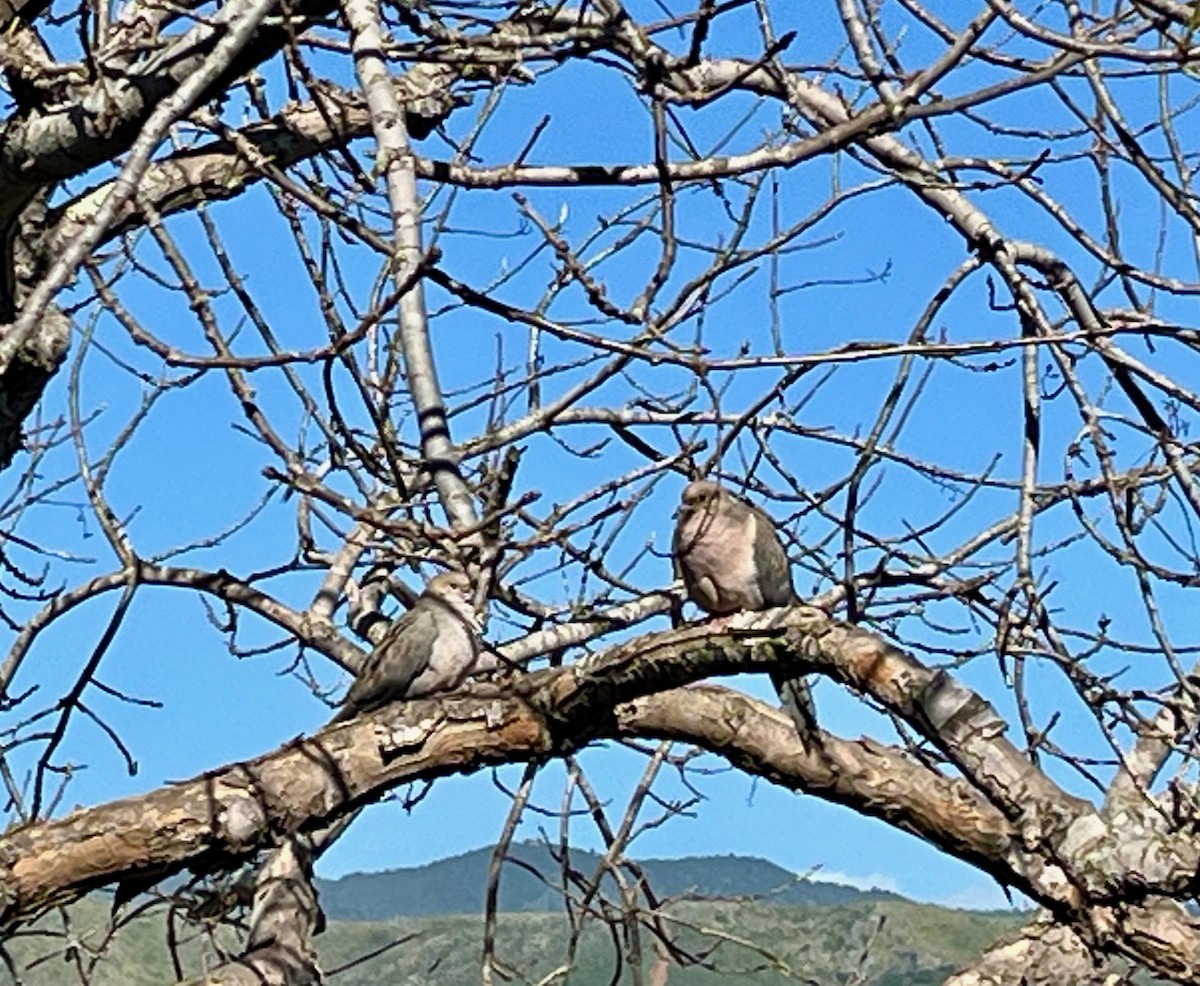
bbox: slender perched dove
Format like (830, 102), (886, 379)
(673, 480), (817, 747)
(333, 571), (482, 722)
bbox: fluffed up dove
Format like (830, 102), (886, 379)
(673, 480), (817, 747)
(333, 571), (483, 722)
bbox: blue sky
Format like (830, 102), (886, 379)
(5, 0), (1200, 916)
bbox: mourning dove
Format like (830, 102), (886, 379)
(673, 480), (817, 747)
(333, 571), (482, 722)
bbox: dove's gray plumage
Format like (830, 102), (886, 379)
(333, 572), (481, 722)
(673, 480), (817, 747)
(673, 480), (795, 613)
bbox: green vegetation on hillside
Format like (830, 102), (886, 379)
(2, 895), (1024, 985)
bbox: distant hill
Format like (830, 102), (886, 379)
(6, 893), (1027, 986)
(315, 899), (1025, 986)
(0, 847), (1029, 985)
(0, 846), (1035, 985)
(315, 842), (904, 921)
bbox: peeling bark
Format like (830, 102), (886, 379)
(0, 695), (545, 929)
(0, 306), (66, 467)
(944, 917), (1119, 986)
(178, 838), (322, 986)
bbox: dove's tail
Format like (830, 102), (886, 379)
(770, 670), (818, 751)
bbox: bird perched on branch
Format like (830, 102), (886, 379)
(333, 571), (482, 723)
(673, 480), (817, 747)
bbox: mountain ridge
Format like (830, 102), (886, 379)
(314, 841), (908, 921)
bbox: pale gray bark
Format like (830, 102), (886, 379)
(944, 918), (1122, 986)
(177, 839), (322, 986)
(344, 0), (478, 532)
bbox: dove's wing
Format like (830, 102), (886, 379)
(747, 503), (796, 606)
(334, 601), (440, 721)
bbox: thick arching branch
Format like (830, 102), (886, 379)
(2, 610), (1199, 979)
(0, 610), (1085, 927)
